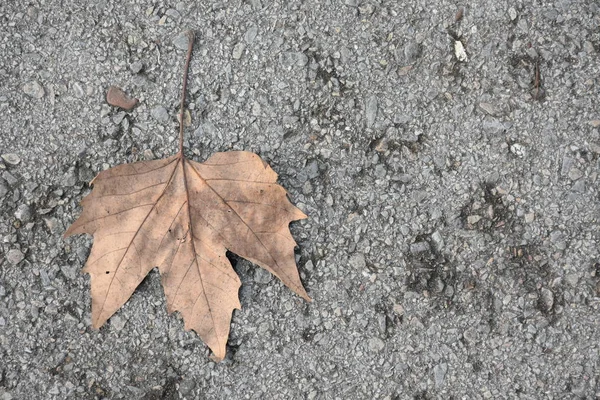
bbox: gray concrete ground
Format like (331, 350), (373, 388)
(1, 0), (600, 398)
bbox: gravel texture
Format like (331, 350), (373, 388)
(1, 0), (600, 399)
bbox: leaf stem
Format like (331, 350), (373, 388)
(179, 30), (195, 156)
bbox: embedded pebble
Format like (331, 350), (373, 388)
(434, 363), (448, 388)
(560, 156), (574, 176)
(410, 241), (430, 255)
(568, 167), (583, 181)
(23, 81), (44, 98)
(179, 379), (196, 395)
(508, 7), (517, 21)
(244, 26), (258, 44)
(479, 102), (500, 116)
(565, 274), (579, 286)
(279, 52), (308, 67)
(368, 337), (385, 353)
(539, 288), (554, 311)
(151, 106), (170, 123)
(467, 215), (482, 224)
(365, 96), (378, 127)
(72, 82), (84, 98)
(7, 249), (25, 265)
(14, 204), (32, 222)
(571, 180), (585, 193)
(431, 231), (444, 250)
(173, 33), (190, 50)
(63, 168), (78, 187)
(254, 268), (272, 284)
(349, 253), (366, 270)
(111, 315), (126, 331)
(44, 217), (59, 233)
(510, 143), (526, 157)
(404, 41), (421, 63)
(130, 61), (144, 74)
(232, 43), (246, 59)
(0, 181), (8, 199)
(550, 231), (567, 250)
(1, 154), (20, 166)
(524, 212), (535, 223)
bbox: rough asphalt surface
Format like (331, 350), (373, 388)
(1, 0), (599, 399)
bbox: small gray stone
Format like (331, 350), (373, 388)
(14, 204), (32, 222)
(560, 156), (574, 176)
(179, 379), (196, 395)
(78, 166), (95, 183)
(113, 111), (126, 125)
(482, 119), (508, 134)
(394, 173), (412, 183)
(72, 82), (84, 98)
(567, 167), (583, 181)
(467, 215), (481, 224)
(1, 391), (13, 400)
(2, 171), (18, 186)
(431, 231), (444, 250)
(479, 102), (500, 116)
(279, 52), (308, 67)
(130, 61), (144, 74)
(539, 288), (554, 311)
(0, 182), (7, 199)
(508, 7), (517, 21)
(358, 3), (375, 16)
(404, 41), (421, 63)
(23, 81), (44, 98)
(60, 264), (77, 281)
(349, 253), (367, 270)
(565, 274), (579, 286)
(434, 363), (448, 388)
(111, 315), (126, 331)
(510, 143), (526, 157)
(410, 241), (430, 255)
(254, 267), (272, 284)
(430, 276), (445, 293)
(44, 217), (59, 233)
(524, 212), (535, 223)
(365, 96), (378, 127)
(571, 180), (585, 193)
(368, 337), (385, 353)
(232, 42), (246, 60)
(7, 249), (25, 265)
(1, 154), (20, 165)
(173, 33), (189, 50)
(583, 41), (595, 54)
(40, 269), (51, 287)
(306, 160), (319, 180)
(244, 26), (258, 44)
(463, 327), (478, 343)
(151, 106), (170, 123)
(63, 168), (78, 187)
(550, 231), (567, 250)
(344, 0), (358, 6)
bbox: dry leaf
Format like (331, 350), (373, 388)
(65, 31), (309, 361)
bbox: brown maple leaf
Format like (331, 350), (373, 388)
(65, 31), (309, 361)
